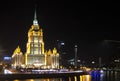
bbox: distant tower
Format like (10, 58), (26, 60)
(55, 40), (65, 67)
(74, 45), (78, 68)
(99, 57), (102, 67)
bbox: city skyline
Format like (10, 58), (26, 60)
(0, 1), (119, 63)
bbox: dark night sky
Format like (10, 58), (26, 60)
(0, 0), (119, 63)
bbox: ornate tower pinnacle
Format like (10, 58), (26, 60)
(33, 7), (38, 25)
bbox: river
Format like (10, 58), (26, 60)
(2, 70), (120, 81)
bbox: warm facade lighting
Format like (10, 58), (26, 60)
(11, 9), (59, 69)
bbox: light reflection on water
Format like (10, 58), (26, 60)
(3, 71), (120, 81)
(10, 75), (92, 81)
(80, 75), (91, 81)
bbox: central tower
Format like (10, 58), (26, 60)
(25, 10), (45, 67)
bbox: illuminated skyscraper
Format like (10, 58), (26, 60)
(12, 9), (59, 69)
(25, 10), (45, 67)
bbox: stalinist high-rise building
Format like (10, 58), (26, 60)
(12, 9), (59, 69)
(25, 10), (45, 67)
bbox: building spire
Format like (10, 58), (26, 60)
(33, 5), (38, 25)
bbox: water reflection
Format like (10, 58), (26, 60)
(80, 75), (91, 81)
(3, 71), (120, 81)
(104, 71), (120, 81)
(11, 75), (91, 81)
(91, 70), (120, 81)
(23, 78), (60, 81)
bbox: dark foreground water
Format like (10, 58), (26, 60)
(2, 70), (120, 81)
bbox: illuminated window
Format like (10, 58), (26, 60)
(34, 48), (38, 54)
(34, 37), (38, 42)
(34, 44), (38, 47)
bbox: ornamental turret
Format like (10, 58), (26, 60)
(12, 46), (24, 68)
